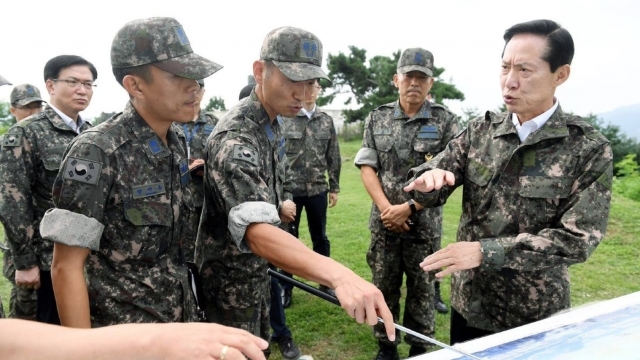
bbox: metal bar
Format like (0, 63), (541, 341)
(268, 269), (484, 360)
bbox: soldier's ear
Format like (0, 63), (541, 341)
(123, 75), (144, 100)
(253, 61), (265, 85)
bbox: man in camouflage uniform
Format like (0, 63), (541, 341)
(405, 20), (613, 344)
(195, 26), (395, 356)
(39, 17), (222, 327)
(181, 79), (219, 260)
(1, 84), (45, 320)
(280, 79), (341, 305)
(0, 73), (12, 319)
(0, 55), (97, 325)
(354, 48), (459, 359)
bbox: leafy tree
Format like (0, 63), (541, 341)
(0, 101), (15, 135)
(204, 96), (226, 112)
(320, 46), (465, 123)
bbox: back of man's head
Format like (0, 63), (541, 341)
(502, 19), (574, 72)
(44, 55), (98, 82)
(239, 84), (254, 100)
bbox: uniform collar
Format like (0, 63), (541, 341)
(48, 103), (86, 133)
(194, 110), (209, 124)
(492, 105), (569, 144)
(392, 100), (431, 121)
(123, 102), (178, 159)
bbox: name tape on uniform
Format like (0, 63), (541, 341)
(132, 182), (166, 199)
(63, 157), (102, 185)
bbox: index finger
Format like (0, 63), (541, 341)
(375, 296), (396, 341)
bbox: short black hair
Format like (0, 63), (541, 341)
(112, 65), (153, 88)
(239, 84), (254, 100)
(44, 55), (98, 81)
(502, 19), (574, 72)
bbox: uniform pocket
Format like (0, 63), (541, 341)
(518, 176), (572, 226)
(284, 131), (303, 154)
(122, 198), (173, 261)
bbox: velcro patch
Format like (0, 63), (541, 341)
(232, 144), (258, 166)
(147, 137), (163, 155)
(300, 39), (319, 59)
(173, 25), (190, 46)
(203, 125), (215, 135)
(132, 182), (166, 199)
(2, 133), (23, 147)
(62, 157), (102, 185)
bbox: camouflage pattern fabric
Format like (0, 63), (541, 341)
(0, 105), (92, 272)
(408, 106), (613, 332)
(47, 102), (197, 326)
(260, 26), (329, 82)
(355, 100), (459, 347)
(110, 17), (222, 80)
(397, 48), (435, 77)
(10, 84), (44, 107)
(282, 110), (341, 197)
(195, 89), (287, 340)
(180, 110), (219, 260)
(2, 248), (37, 319)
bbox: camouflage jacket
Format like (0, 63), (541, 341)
(282, 109), (341, 197)
(196, 89), (287, 312)
(355, 100), (459, 239)
(409, 106), (613, 332)
(42, 102), (197, 326)
(180, 110), (219, 207)
(0, 105), (91, 271)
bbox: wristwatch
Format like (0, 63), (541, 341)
(407, 199), (418, 215)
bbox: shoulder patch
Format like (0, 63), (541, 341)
(62, 157), (102, 185)
(2, 133), (23, 147)
(232, 144), (259, 166)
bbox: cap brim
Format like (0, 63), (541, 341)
(273, 61), (331, 84)
(154, 52), (223, 80)
(14, 98), (45, 107)
(0, 76), (11, 86)
(398, 65), (433, 77)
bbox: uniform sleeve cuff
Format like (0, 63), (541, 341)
(228, 202), (281, 253)
(354, 148), (378, 169)
(13, 253), (39, 271)
(479, 238), (504, 271)
(39, 209), (104, 251)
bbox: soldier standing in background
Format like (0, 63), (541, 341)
(0, 56), (97, 325)
(280, 79), (341, 307)
(354, 48), (459, 359)
(1, 84), (45, 320)
(181, 79), (219, 260)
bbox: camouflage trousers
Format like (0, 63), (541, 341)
(2, 250), (37, 320)
(182, 206), (202, 262)
(367, 230), (436, 348)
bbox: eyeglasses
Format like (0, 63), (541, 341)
(52, 78), (97, 90)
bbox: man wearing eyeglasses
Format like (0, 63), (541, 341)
(0, 55), (97, 325)
(0, 84), (45, 322)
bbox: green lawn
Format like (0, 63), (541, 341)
(1, 139), (639, 360)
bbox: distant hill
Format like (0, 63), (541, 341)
(599, 103), (640, 141)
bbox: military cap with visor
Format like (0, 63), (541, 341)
(111, 17), (223, 80)
(10, 84), (44, 107)
(260, 26), (330, 83)
(397, 48), (434, 77)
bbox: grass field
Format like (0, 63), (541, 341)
(1, 139), (639, 360)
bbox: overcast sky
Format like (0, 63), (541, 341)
(1, 0), (637, 120)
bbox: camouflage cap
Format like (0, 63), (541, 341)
(10, 84), (44, 107)
(0, 75), (11, 87)
(397, 48), (434, 76)
(260, 27), (330, 83)
(111, 17), (223, 80)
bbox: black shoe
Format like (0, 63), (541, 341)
(434, 282), (449, 314)
(282, 288), (292, 308)
(408, 345), (427, 357)
(276, 335), (301, 360)
(319, 285), (336, 298)
(374, 342), (399, 360)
